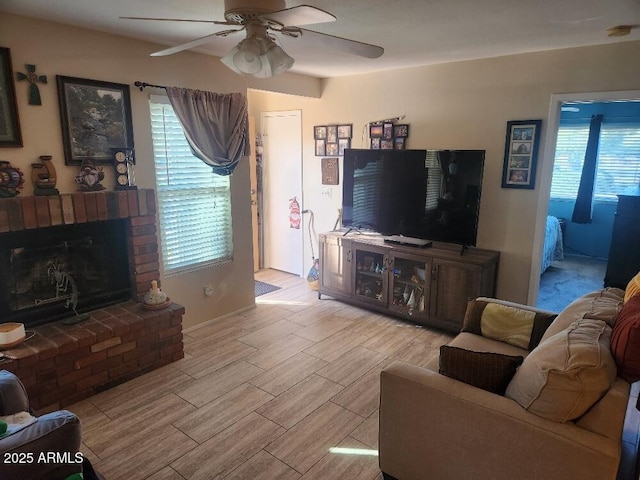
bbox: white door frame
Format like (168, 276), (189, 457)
(527, 89), (640, 305)
(260, 110), (304, 277)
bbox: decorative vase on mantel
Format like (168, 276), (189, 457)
(31, 155), (59, 196)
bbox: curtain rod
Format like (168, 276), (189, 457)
(134, 81), (167, 91)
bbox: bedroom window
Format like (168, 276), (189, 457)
(550, 123), (640, 201)
(149, 97), (233, 275)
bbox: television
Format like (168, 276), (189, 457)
(341, 149), (485, 246)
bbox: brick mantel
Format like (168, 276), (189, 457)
(0, 189), (160, 299)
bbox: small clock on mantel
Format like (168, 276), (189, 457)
(111, 147), (137, 190)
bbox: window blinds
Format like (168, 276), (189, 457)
(550, 123), (640, 201)
(150, 101), (233, 274)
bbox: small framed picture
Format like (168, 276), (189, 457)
(314, 125), (327, 139)
(315, 139), (326, 156)
(337, 124), (353, 139)
(393, 124), (409, 138)
(371, 137), (381, 149)
(369, 124), (383, 138)
(501, 119), (542, 189)
(327, 125), (338, 143)
(383, 122), (393, 139)
(321, 157), (339, 185)
(381, 139), (393, 150)
(338, 138), (351, 156)
(326, 142), (338, 156)
(394, 137), (406, 150)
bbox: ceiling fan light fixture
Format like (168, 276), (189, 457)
(232, 36), (264, 74)
(263, 42), (294, 77)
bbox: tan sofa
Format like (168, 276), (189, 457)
(379, 288), (639, 480)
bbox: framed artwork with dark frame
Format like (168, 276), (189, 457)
(371, 137), (381, 149)
(383, 122), (393, 139)
(394, 137), (406, 150)
(321, 157), (339, 185)
(315, 139), (326, 156)
(338, 138), (350, 155)
(501, 119), (542, 189)
(57, 75), (134, 165)
(337, 124), (352, 139)
(0, 47), (23, 147)
(393, 124), (409, 138)
(381, 139), (393, 150)
(369, 124), (383, 138)
(314, 125), (327, 139)
(326, 142), (338, 156)
(327, 125), (338, 143)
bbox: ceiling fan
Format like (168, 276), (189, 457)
(121, 0), (384, 78)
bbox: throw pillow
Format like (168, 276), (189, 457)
(462, 300), (556, 350)
(505, 318), (617, 423)
(625, 271), (640, 303)
(439, 345), (524, 395)
(610, 294), (640, 382)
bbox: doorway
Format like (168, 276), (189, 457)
(260, 110), (304, 277)
(530, 90), (640, 309)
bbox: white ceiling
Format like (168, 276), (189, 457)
(2, 0), (639, 78)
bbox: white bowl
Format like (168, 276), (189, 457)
(0, 323), (26, 348)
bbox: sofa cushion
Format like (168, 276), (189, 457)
(611, 295), (640, 382)
(439, 345), (524, 395)
(542, 288), (624, 342)
(505, 318), (617, 422)
(462, 300), (556, 350)
(625, 271), (640, 303)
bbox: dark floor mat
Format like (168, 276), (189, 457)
(255, 280), (281, 297)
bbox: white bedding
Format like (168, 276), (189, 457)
(541, 215), (564, 273)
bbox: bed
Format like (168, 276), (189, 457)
(541, 215), (564, 273)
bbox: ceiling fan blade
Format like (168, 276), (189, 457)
(150, 29), (243, 57)
(120, 16), (232, 25)
(264, 5), (335, 27)
(297, 28), (384, 59)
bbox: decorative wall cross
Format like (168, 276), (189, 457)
(16, 64), (47, 105)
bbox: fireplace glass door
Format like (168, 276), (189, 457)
(0, 219), (131, 326)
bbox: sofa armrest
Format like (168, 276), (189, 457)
(379, 361), (621, 480)
(0, 410), (82, 480)
(0, 370), (29, 415)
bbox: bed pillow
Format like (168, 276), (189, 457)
(625, 271), (640, 303)
(611, 295), (640, 382)
(505, 318), (617, 423)
(462, 300), (556, 350)
(439, 345), (523, 395)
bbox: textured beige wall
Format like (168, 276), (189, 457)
(0, 13), (321, 329)
(249, 40), (640, 304)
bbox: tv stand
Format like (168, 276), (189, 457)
(318, 232), (499, 333)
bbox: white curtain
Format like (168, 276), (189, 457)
(166, 87), (250, 176)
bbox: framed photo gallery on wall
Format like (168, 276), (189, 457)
(314, 123), (352, 156)
(369, 122), (409, 150)
(501, 119), (542, 189)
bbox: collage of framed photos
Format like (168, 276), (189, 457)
(314, 124), (352, 156)
(501, 119), (542, 189)
(369, 122), (409, 150)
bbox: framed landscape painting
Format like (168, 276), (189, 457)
(57, 75), (134, 165)
(0, 47), (22, 147)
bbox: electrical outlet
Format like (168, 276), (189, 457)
(321, 187), (333, 198)
(204, 285), (214, 297)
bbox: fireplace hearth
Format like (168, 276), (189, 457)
(0, 190), (185, 412)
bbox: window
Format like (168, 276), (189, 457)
(550, 123), (640, 201)
(150, 98), (233, 274)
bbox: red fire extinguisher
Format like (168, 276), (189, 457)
(289, 197), (301, 229)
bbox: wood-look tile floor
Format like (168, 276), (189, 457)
(70, 270), (454, 480)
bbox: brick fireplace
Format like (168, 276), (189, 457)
(0, 190), (184, 412)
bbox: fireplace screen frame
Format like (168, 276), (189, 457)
(0, 219), (132, 327)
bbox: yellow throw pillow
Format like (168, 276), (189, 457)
(625, 271), (640, 303)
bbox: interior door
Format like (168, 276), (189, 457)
(261, 110), (303, 276)
(249, 116), (259, 272)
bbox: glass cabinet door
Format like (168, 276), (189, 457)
(353, 246), (387, 306)
(388, 253), (431, 321)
